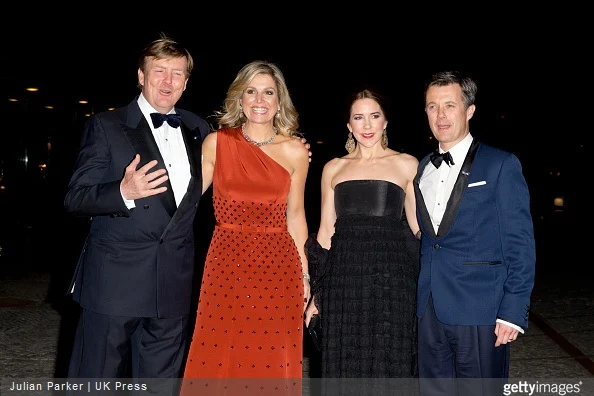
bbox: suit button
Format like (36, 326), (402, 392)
(159, 239), (164, 244)
(433, 244), (440, 249)
(143, 205), (149, 209)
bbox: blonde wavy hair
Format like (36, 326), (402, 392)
(214, 60), (301, 138)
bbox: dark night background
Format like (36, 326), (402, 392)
(0, 12), (590, 373)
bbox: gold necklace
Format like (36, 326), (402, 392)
(241, 124), (277, 147)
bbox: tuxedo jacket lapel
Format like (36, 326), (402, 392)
(163, 120), (202, 234)
(415, 139), (481, 238)
(437, 139), (480, 236)
(180, 120), (201, 180)
(122, 103), (177, 218)
(414, 159), (437, 238)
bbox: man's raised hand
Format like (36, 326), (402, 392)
(120, 154), (168, 200)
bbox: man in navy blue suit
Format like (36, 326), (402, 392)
(64, 34), (210, 388)
(414, 70), (536, 395)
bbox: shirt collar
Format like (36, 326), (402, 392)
(439, 133), (473, 166)
(137, 93), (177, 128)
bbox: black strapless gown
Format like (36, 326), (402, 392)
(319, 180), (420, 379)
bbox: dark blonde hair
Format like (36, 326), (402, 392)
(215, 60), (300, 137)
(136, 33), (194, 90)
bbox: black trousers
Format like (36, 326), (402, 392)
(68, 308), (188, 394)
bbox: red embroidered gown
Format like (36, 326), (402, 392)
(181, 127), (304, 395)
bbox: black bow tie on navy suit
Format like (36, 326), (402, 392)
(430, 151), (455, 168)
(150, 112), (182, 129)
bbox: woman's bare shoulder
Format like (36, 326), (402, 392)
(323, 156), (347, 171)
(395, 151), (419, 165)
(282, 136), (309, 163)
(391, 151), (419, 177)
(203, 130), (218, 144)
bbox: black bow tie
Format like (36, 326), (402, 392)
(150, 113), (182, 129)
(430, 151), (455, 168)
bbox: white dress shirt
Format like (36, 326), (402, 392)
(419, 133), (523, 333)
(419, 133), (473, 234)
(122, 94), (191, 208)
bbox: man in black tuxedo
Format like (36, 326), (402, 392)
(64, 34), (210, 383)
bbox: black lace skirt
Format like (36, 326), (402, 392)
(318, 214), (420, 379)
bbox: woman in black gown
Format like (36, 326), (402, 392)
(305, 89), (421, 388)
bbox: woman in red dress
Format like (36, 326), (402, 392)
(181, 60), (310, 395)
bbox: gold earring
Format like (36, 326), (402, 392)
(381, 128), (388, 149)
(345, 132), (356, 153)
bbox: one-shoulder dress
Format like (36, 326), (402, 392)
(313, 179), (419, 379)
(181, 127), (304, 395)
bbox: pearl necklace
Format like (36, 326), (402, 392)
(241, 124), (277, 147)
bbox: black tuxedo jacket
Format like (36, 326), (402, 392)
(64, 96), (210, 318)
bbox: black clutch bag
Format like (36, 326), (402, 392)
(308, 314), (322, 351)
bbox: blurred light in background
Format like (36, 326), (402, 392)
(553, 197), (564, 212)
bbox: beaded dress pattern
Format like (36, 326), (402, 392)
(182, 127), (303, 395)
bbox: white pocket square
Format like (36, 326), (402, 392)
(468, 181), (486, 187)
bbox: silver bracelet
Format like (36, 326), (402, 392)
(303, 273), (311, 281)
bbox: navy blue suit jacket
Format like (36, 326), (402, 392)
(414, 139), (536, 329)
(64, 96), (211, 318)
